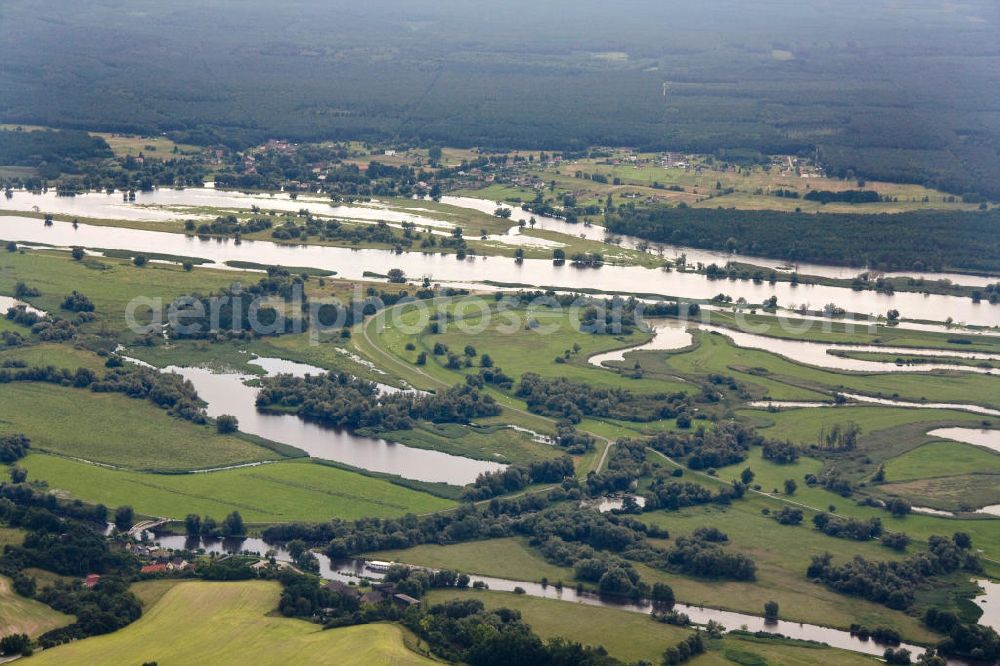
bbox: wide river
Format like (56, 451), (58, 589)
(2, 189), (999, 327)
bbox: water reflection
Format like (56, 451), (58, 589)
(927, 427), (1000, 454)
(2, 211), (998, 326)
(158, 360), (504, 484)
(588, 320), (692, 367)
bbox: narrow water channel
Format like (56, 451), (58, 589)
(145, 532), (976, 662)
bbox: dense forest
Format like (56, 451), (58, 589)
(606, 205), (1000, 273)
(1, 0), (997, 198)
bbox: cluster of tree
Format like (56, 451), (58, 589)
(167, 286), (302, 340)
(256, 372), (500, 433)
(6, 303), (81, 342)
(606, 206), (1000, 273)
(0, 128), (111, 175)
(761, 440), (799, 464)
(35, 577), (143, 647)
(664, 534), (756, 581)
(818, 422), (862, 451)
(0, 363), (207, 422)
(187, 214), (272, 238)
(516, 373), (689, 423)
(925, 607), (1000, 662)
(806, 534), (980, 610)
(773, 507), (804, 525)
(553, 422), (595, 454)
(0, 433), (30, 463)
(812, 513), (883, 541)
(90, 366), (206, 422)
(182, 511), (246, 538)
(662, 632), (706, 665)
(403, 598), (624, 666)
(647, 478), (740, 511)
(462, 457), (575, 501)
(0, 489), (142, 649)
(803, 190), (881, 204)
(584, 438), (650, 496)
(0, 633), (31, 657)
(60, 290), (95, 312)
(647, 423), (769, 470)
(970, 282), (1000, 305)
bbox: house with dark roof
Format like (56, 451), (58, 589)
(393, 593), (421, 608)
(360, 590), (386, 605)
(324, 580), (357, 596)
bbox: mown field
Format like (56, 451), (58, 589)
(425, 589), (880, 665)
(25, 580), (435, 665)
(21, 455), (453, 523)
(0, 574), (74, 639)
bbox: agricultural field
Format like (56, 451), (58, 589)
(25, 581), (435, 666)
(536, 152), (981, 216)
(0, 575), (74, 638)
(20, 455), (452, 523)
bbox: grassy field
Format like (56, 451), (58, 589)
(0, 525), (25, 548)
(0, 382), (274, 471)
(741, 406), (987, 444)
(0, 343), (110, 372)
(0, 249), (253, 334)
(877, 475), (1000, 513)
(374, 537), (572, 584)
(25, 581), (434, 665)
(0, 575), (74, 638)
(703, 311), (1000, 355)
(377, 301), (689, 395)
(383, 422), (560, 464)
(696, 446), (1000, 561)
(22, 454), (453, 523)
(93, 132), (201, 159)
(424, 589), (879, 665)
(885, 441), (1000, 481)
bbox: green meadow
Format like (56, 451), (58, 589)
(22, 455), (453, 523)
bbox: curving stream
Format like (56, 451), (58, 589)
(144, 531), (979, 662)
